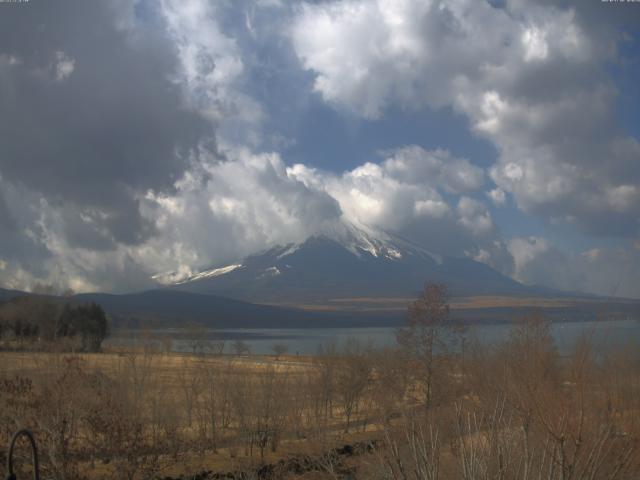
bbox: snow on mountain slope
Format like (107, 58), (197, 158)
(156, 221), (437, 286)
(174, 264), (243, 285)
(152, 263), (244, 286)
(331, 220), (442, 263)
(157, 221), (544, 303)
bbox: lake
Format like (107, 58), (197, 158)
(106, 318), (640, 356)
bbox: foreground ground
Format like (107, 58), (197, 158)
(1, 349), (385, 479)
(2, 316), (640, 479)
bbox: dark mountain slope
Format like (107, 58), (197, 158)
(170, 233), (557, 303)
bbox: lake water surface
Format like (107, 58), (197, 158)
(106, 318), (640, 356)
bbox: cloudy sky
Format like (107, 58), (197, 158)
(0, 0), (639, 297)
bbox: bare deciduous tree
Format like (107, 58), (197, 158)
(335, 339), (372, 432)
(233, 339), (251, 356)
(397, 283), (460, 409)
(271, 343), (288, 359)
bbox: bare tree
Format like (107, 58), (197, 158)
(184, 322), (210, 355)
(233, 339), (251, 356)
(252, 366), (291, 461)
(370, 347), (412, 424)
(313, 342), (338, 432)
(195, 359), (233, 453)
(396, 283), (460, 409)
(271, 343), (288, 359)
(335, 339), (372, 432)
(176, 356), (203, 427)
(380, 419), (441, 480)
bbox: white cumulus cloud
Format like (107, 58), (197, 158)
(291, 0), (640, 237)
(508, 236), (640, 298)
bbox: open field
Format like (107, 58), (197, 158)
(0, 348), (386, 479)
(270, 295), (640, 313)
(0, 350), (317, 377)
(3, 312), (640, 479)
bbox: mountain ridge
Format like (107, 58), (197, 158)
(162, 223), (564, 303)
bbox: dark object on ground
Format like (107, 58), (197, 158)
(5, 429), (40, 480)
(158, 440), (376, 480)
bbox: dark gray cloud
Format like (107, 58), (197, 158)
(0, 189), (15, 230)
(524, 0), (640, 31)
(0, 0), (210, 248)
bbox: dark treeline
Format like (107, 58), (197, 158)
(0, 295), (108, 352)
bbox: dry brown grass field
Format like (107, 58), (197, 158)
(266, 294), (628, 313)
(0, 347), (389, 479)
(2, 289), (640, 479)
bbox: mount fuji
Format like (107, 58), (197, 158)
(156, 222), (555, 306)
(6, 223), (634, 328)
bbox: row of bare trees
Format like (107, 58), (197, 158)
(378, 286), (640, 480)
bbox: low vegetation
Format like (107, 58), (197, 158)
(1, 284), (639, 479)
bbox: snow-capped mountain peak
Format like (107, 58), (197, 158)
(153, 220), (444, 288)
(307, 220), (441, 264)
